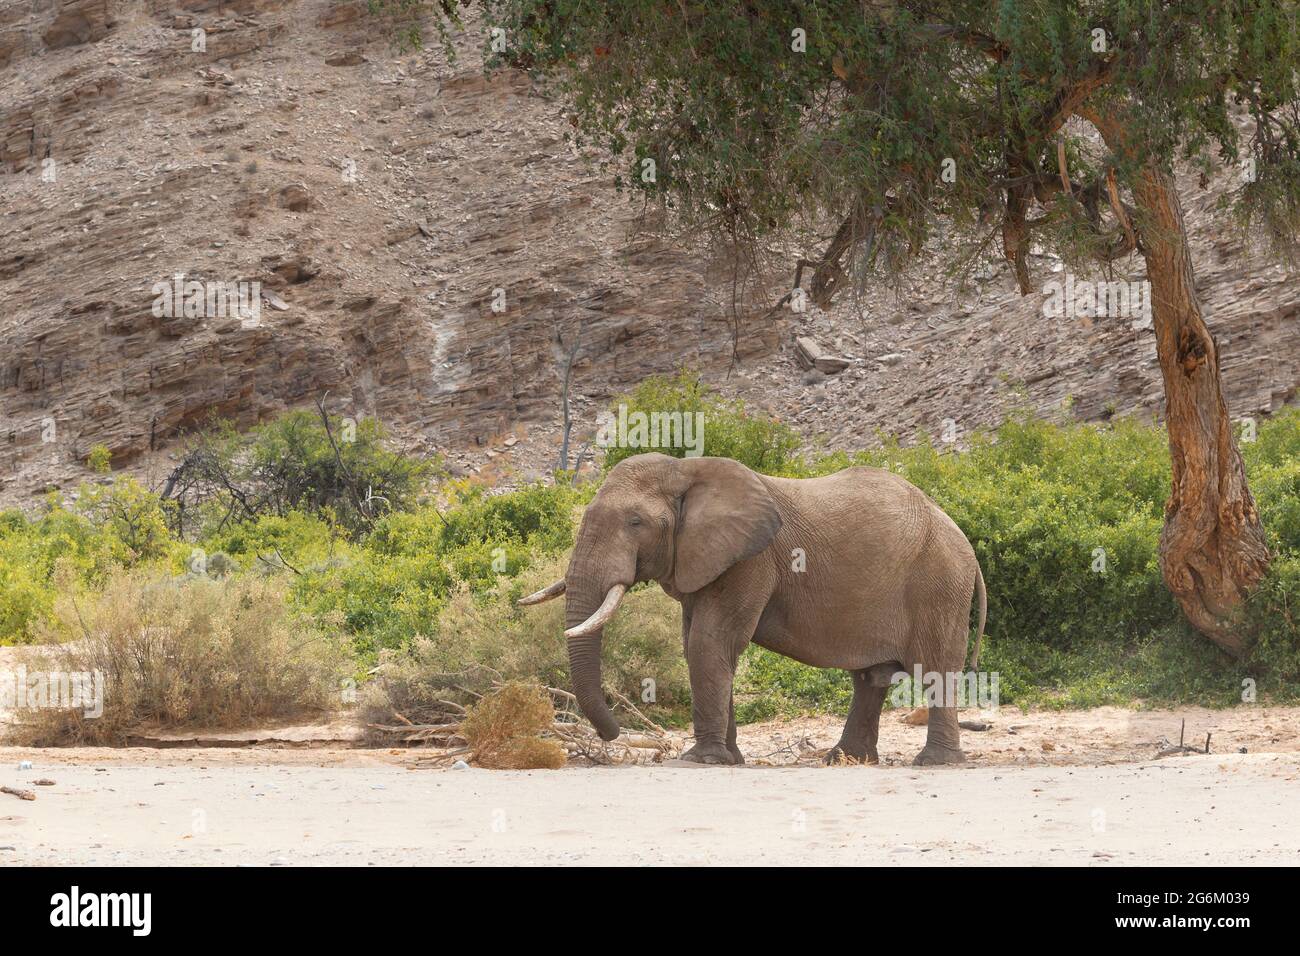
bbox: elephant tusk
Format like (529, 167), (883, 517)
(517, 579), (566, 606)
(564, 584), (627, 638)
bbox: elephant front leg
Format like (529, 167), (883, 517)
(726, 700), (744, 765)
(679, 599), (762, 766)
(681, 642), (741, 765)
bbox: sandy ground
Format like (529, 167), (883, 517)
(2, 706), (1298, 865)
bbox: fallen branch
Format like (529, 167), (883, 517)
(1156, 718), (1213, 757)
(365, 675), (680, 766)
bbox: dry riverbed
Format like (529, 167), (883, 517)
(1, 707), (1297, 865)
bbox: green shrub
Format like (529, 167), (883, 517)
(1244, 405), (1300, 470)
(601, 369), (802, 474)
(1250, 458), (1300, 554)
(1, 396), (1297, 720)
(0, 479), (185, 643)
(367, 481), (580, 562)
(86, 443), (112, 474)
(0, 555), (53, 645)
(735, 647), (853, 722)
(170, 411), (435, 538)
(197, 510), (346, 573)
(1244, 553), (1300, 687)
(300, 483), (585, 658)
(298, 549), (454, 658)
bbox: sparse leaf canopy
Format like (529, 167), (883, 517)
(450, 0), (1300, 294)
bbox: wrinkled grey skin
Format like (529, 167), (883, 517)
(559, 453), (986, 766)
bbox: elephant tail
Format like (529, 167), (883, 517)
(968, 563), (987, 671)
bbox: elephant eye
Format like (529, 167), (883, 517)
(628, 513), (643, 527)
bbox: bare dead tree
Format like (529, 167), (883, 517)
(555, 329), (582, 473)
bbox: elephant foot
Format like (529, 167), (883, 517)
(823, 744), (878, 766)
(680, 741), (741, 765)
(912, 744), (966, 766)
(727, 745), (745, 765)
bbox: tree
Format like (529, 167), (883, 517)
(416, 1), (1300, 653)
(159, 406), (435, 537)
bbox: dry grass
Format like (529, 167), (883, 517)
(460, 682), (567, 769)
(6, 570), (349, 745)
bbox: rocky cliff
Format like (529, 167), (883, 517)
(1, 0), (1296, 499)
(0, 0), (774, 497)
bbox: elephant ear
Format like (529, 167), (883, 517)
(670, 457), (781, 594)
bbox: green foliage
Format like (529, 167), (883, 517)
(297, 482), (584, 658)
(198, 509), (345, 574)
(86, 444), (112, 474)
(1243, 554), (1300, 686)
(170, 411), (435, 538)
(389, 1), (1300, 293)
(0, 555), (53, 646)
(0, 479), (182, 643)
(735, 646), (853, 722)
(67, 479), (177, 569)
(737, 408), (1300, 711)
(241, 410), (433, 530)
(865, 416), (1176, 649)
(601, 370), (802, 474)
(1243, 408), (1300, 554)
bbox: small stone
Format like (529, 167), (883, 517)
(261, 290), (289, 311)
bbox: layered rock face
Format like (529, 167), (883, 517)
(1, 0), (1295, 500)
(0, 0), (768, 497)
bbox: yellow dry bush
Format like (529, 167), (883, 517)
(7, 569), (348, 745)
(484, 735), (567, 770)
(461, 681), (566, 769)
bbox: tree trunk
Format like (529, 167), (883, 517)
(1129, 164), (1270, 654)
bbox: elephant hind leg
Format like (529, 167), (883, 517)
(913, 704), (966, 765)
(825, 668), (889, 765)
(906, 592), (972, 766)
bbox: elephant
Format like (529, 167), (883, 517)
(518, 452), (986, 766)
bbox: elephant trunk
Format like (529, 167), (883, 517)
(566, 629), (620, 742)
(565, 574), (622, 742)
